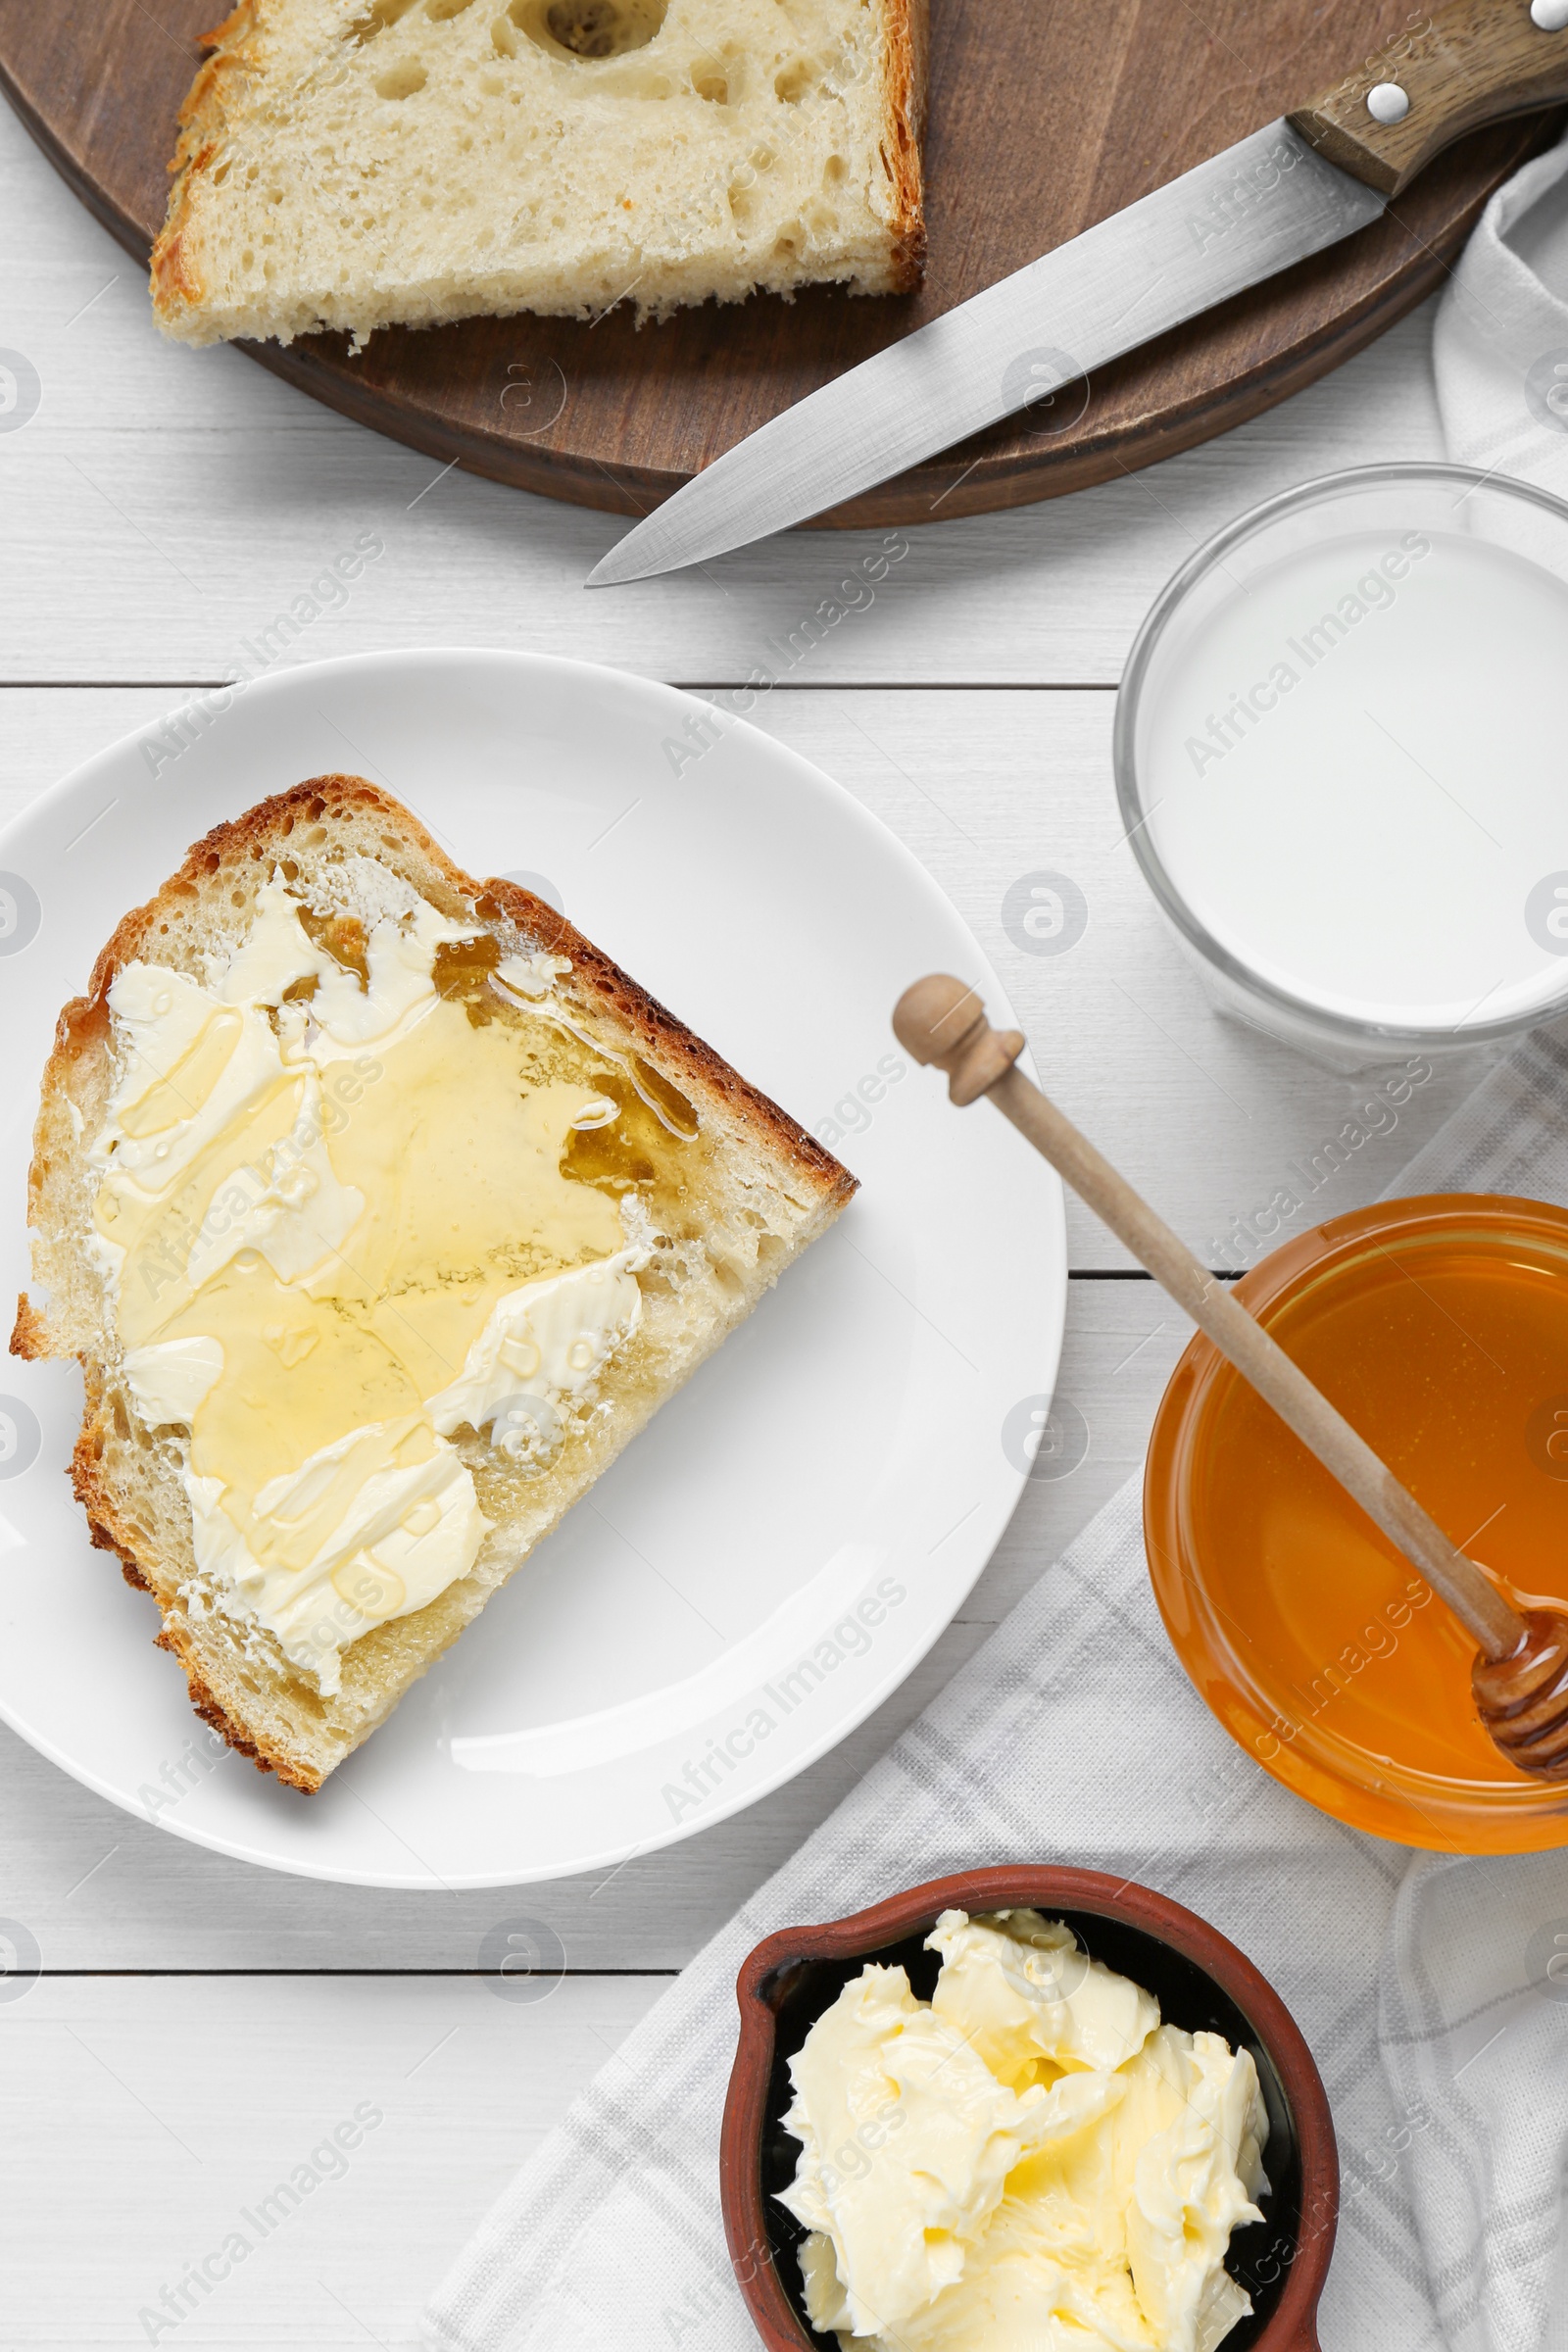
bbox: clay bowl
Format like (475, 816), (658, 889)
(720, 1867), (1338, 2352)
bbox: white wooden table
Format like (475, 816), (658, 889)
(0, 94), (1477, 2348)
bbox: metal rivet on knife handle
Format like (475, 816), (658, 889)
(1366, 80), (1411, 123)
(1288, 0), (1568, 199)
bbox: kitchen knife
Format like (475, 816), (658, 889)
(588, 0), (1568, 586)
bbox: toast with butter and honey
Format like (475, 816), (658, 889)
(150, 0), (927, 347)
(13, 776), (855, 1790)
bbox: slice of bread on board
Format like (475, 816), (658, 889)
(151, 0), (927, 346)
(13, 775), (856, 1789)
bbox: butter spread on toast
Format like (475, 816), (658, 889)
(91, 871), (671, 1691)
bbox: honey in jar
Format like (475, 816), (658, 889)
(1146, 1196), (1568, 1852)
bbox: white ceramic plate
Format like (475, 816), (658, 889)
(0, 651), (1064, 1887)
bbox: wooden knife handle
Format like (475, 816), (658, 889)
(1288, 0), (1568, 197)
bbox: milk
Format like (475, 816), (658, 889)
(1137, 526), (1568, 1033)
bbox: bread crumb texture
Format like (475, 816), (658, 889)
(15, 776), (856, 1788)
(151, 0), (927, 345)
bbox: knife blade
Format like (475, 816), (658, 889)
(585, 122), (1384, 587)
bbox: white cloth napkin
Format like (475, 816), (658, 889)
(424, 156), (1568, 2352)
(1433, 128), (1568, 497)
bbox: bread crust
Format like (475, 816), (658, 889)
(879, 0), (929, 292)
(16, 773), (856, 1791)
(150, 3), (260, 329)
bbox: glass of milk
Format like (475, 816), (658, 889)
(1115, 465), (1568, 1070)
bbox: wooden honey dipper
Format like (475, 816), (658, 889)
(893, 973), (1568, 1784)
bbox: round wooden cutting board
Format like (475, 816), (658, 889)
(1, 1), (1559, 525)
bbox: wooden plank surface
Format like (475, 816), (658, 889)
(0, 1974), (666, 2349)
(0, 80), (1493, 2343)
(0, 0), (1544, 520)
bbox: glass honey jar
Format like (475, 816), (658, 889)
(1146, 1195), (1568, 1852)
